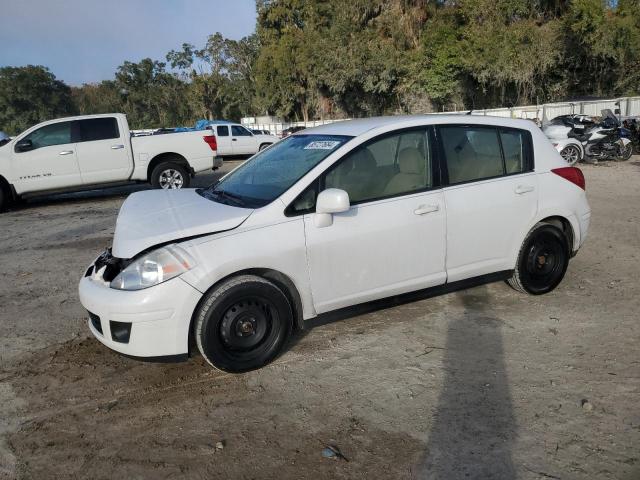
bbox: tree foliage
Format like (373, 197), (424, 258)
(1, 0), (639, 134)
(0, 66), (75, 135)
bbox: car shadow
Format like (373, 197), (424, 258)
(419, 285), (517, 479)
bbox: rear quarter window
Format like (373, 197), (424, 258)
(79, 118), (119, 142)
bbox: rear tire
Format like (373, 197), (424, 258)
(259, 143), (272, 151)
(150, 161), (190, 189)
(507, 223), (569, 295)
(560, 145), (581, 165)
(195, 275), (293, 372)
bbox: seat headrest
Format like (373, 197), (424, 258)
(398, 147), (423, 174)
(351, 148), (376, 171)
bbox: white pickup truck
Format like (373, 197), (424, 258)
(209, 123), (278, 156)
(0, 113), (222, 211)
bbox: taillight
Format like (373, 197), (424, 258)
(203, 135), (217, 151)
(552, 167), (585, 190)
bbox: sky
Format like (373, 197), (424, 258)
(0, 0), (257, 85)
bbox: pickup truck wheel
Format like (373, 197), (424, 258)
(0, 186), (5, 212)
(151, 162), (190, 189)
(195, 275), (293, 373)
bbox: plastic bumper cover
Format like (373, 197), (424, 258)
(78, 274), (202, 357)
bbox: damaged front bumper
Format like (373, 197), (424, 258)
(78, 252), (203, 358)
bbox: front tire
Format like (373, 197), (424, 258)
(0, 185), (6, 212)
(618, 144), (633, 161)
(195, 275), (293, 372)
(560, 145), (581, 165)
(507, 223), (569, 295)
(150, 161), (190, 189)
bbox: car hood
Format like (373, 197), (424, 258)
(112, 189), (253, 258)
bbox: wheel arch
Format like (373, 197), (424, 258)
(188, 268), (305, 355)
(537, 215), (575, 253)
(147, 152), (190, 181)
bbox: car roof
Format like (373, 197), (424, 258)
(299, 115), (537, 137)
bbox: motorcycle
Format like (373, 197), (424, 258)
(622, 118), (640, 155)
(544, 110), (633, 165)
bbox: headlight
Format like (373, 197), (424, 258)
(110, 245), (196, 291)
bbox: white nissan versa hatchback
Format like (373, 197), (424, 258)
(79, 116), (591, 372)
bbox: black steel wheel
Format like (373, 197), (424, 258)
(507, 223), (569, 295)
(195, 275), (293, 372)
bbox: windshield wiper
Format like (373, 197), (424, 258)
(210, 189), (247, 207)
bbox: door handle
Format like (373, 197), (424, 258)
(59, 150), (74, 155)
(514, 185), (534, 195)
(414, 204), (439, 215)
(232, 138), (237, 141)
(111, 144), (125, 150)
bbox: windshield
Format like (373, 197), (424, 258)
(198, 134), (351, 208)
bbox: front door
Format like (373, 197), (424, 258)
(11, 120), (82, 194)
(437, 125), (539, 282)
(231, 125), (256, 155)
(300, 128), (447, 314)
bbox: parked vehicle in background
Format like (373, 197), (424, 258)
(79, 115), (590, 372)
(543, 110), (633, 164)
(280, 126), (306, 138)
(210, 123), (278, 157)
(0, 113), (222, 211)
(0, 131), (9, 147)
(251, 129), (272, 136)
(622, 117), (640, 154)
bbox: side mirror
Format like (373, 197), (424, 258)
(314, 188), (350, 227)
(15, 139), (33, 152)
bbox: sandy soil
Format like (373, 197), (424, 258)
(0, 159), (639, 480)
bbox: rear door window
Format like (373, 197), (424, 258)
(440, 126), (503, 184)
(78, 117), (119, 142)
(217, 126), (229, 137)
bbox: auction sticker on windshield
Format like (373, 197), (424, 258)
(304, 140), (342, 150)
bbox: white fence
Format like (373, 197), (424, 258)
(242, 96), (640, 135)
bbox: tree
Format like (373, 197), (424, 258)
(71, 81), (122, 115)
(114, 58), (192, 129)
(167, 33), (259, 121)
(0, 65), (75, 135)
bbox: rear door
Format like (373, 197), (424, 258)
(11, 120), (82, 193)
(76, 117), (131, 184)
(215, 125), (233, 155)
(231, 125), (256, 155)
(438, 125), (538, 282)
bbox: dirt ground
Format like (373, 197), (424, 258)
(0, 158), (639, 480)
